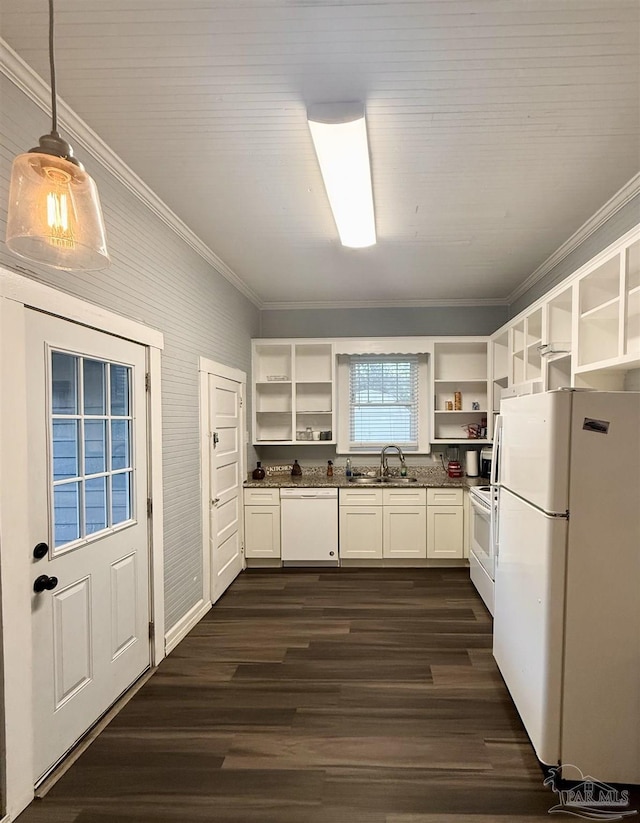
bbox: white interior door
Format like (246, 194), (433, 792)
(208, 371), (244, 603)
(27, 310), (150, 782)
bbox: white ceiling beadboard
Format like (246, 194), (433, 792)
(1, 0), (638, 307)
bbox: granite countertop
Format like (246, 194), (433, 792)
(244, 468), (487, 490)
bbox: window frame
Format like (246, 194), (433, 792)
(336, 353), (430, 454)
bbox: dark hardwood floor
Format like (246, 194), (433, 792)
(17, 569), (578, 821)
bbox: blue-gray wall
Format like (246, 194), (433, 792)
(260, 304), (507, 338)
(0, 75), (261, 632)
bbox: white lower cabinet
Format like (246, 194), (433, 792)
(383, 505), (427, 558)
(427, 487), (464, 559)
(243, 488), (281, 559)
(340, 487), (428, 560)
(339, 487), (383, 560)
(339, 506), (383, 559)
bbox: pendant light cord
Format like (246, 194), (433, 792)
(49, 0), (58, 134)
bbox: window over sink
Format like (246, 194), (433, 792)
(336, 353), (430, 454)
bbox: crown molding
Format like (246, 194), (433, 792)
(507, 172), (640, 305)
(261, 297), (509, 310)
(0, 39), (263, 308)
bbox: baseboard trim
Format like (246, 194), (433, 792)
(164, 598), (211, 655)
(2, 813), (12, 822)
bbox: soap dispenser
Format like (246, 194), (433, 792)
(291, 459), (302, 477)
(252, 461), (265, 480)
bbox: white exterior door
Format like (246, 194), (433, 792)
(27, 310), (150, 782)
(208, 372), (244, 603)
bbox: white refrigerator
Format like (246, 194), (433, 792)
(493, 389), (640, 784)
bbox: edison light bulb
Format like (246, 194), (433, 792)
(6, 150), (109, 271)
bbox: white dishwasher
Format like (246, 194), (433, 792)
(280, 487), (339, 565)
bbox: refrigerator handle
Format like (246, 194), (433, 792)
(491, 415), (503, 486)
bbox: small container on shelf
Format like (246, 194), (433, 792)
(454, 391), (462, 410)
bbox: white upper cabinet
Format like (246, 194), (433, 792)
(252, 340), (335, 445)
(491, 225), (640, 402)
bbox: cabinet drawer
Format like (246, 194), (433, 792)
(382, 487), (426, 506)
(427, 487), (463, 506)
(340, 487), (383, 506)
(243, 487), (280, 506)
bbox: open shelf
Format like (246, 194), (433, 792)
(579, 255), (621, 315)
(626, 240), (640, 292)
(294, 343), (332, 382)
(433, 380), (487, 411)
(492, 330), (509, 382)
(626, 287), (640, 357)
(433, 341), (488, 381)
(526, 308), (543, 347)
(547, 354), (572, 391)
(578, 299), (620, 367)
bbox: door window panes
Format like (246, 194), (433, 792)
(84, 420), (106, 474)
(50, 351), (135, 549)
(110, 364), (130, 416)
(52, 352), (78, 414)
(111, 420), (130, 470)
(85, 477), (107, 534)
(111, 472), (131, 525)
(52, 420), (79, 480)
(83, 359), (106, 415)
(54, 482), (81, 546)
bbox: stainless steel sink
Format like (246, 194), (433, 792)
(347, 476), (418, 484)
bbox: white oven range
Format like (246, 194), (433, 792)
(468, 484), (496, 614)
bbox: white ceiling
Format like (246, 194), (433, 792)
(1, 0), (639, 308)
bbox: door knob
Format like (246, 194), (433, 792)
(33, 542), (49, 560)
(33, 575), (58, 593)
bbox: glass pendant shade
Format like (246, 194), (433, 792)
(6, 149), (109, 271)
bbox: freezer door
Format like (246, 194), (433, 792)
(493, 488), (568, 766)
(499, 391), (571, 513)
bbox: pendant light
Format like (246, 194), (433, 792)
(5, 0), (109, 271)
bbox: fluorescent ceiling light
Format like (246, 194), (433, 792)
(308, 102), (376, 249)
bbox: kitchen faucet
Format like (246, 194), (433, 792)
(380, 444), (406, 477)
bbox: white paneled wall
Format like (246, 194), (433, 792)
(0, 75), (260, 631)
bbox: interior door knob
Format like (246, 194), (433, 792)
(33, 542), (49, 559)
(33, 575), (58, 593)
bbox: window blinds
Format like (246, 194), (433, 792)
(348, 355), (419, 448)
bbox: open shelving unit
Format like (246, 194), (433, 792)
(431, 340), (490, 444)
(252, 341), (335, 444)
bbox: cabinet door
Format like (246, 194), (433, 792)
(339, 506), (383, 559)
(383, 505), (426, 559)
(427, 506), (464, 559)
(244, 505), (281, 558)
